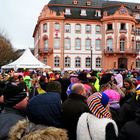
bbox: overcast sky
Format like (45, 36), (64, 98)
(0, 0), (139, 50)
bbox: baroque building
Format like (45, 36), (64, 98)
(33, 0), (140, 71)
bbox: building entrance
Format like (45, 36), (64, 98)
(118, 58), (127, 69)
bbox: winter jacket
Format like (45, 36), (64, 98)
(62, 93), (91, 140)
(0, 107), (26, 140)
(77, 113), (118, 140)
(9, 119), (68, 140)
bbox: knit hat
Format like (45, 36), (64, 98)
(101, 92), (109, 107)
(87, 92), (111, 118)
(3, 83), (26, 107)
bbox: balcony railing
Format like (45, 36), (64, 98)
(38, 48), (53, 54)
(104, 48), (139, 55)
(119, 29), (127, 33)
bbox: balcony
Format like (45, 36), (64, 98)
(120, 29), (127, 33)
(38, 48), (53, 55)
(104, 48), (139, 55)
(106, 29), (114, 34)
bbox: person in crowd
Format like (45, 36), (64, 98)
(120, 78), (136, 106)
(61, 83), (91, 140)
(87, 92), (112, 119)
(66, 74), (79, 96)
(0, 79), (28, 140)
(77, 71), (93, 98)
(9, 119), (68, 140)
(0, 81), (5, 113)
(26, 81), (62, 128)
(118, 96), (140, 140)
(77, 112), (118, 140)
(89, 70), (100, 92)
(118, 85), (140, 129)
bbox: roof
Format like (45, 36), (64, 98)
(48, 0), (105, 7)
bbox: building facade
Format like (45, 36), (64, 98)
(33, 0), (140, 71)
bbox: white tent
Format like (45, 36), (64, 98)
(2, 48), (51, 70)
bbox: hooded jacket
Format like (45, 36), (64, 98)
(9, 119), (68, 140)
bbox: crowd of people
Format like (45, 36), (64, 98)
(0, 68), (140, 140)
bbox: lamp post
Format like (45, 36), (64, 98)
(91, 45), (93, 71)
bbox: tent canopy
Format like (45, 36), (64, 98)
(2, 48), (51, 70)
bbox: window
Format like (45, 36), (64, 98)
(43, 56), (47, 64)
(120, 23), (126, 30)
(75, 38), (81, 50)
(65, 57), (71, 67)
(73, 0), (78, 5)
(106, 38), (113, 51)
(85, 38), (91, 50)
(44, 39), (48, 51)
(95, 39), (101, 50)
(65, 8), (71, 15)
(107, 24), (112, 30)
(75, 57), (81, 67)
(86, 1), (92, 6)
(54, 23), (60, 31)
(95, 10), (101, 17)
(85, 57), (91, 67)
(120, 38), (125, 51)
(135, 13), (140, 19)
(75, 24), (81, 33)
(85, 24), (91, 33)
(54, 56), (60, 67)
(136, 28), (140, 35)
(65, 38), (71, 50)
(96, 57), (101, 67)
(43, 23), (47, 32)
(54, 37), (60, 49)
(136, 41), (140, 51)
(136, 59), (140, 68)
(96, 25), (101, 33)
(80, 9), (87, 16)
(65, 24), (71, 33)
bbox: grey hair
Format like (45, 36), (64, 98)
(71, 83), (84, 94)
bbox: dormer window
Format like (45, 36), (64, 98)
(65, 8), (71, 15)
(73, 0), (78, 5)
(86, 0), (92, 6)
(95, 10), (101, 17)
(80, 9), (87, 16)
(136, 5), (140, 10)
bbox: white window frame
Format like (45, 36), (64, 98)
(75, 57), (81, 67)
(65, 57), (71, 67)
(54, 56), (60, 67)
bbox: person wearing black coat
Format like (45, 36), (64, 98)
(61, 83), (91, 140)
(0, 80), (28, 140)
(118, 96), (140, 140)
(118, 94), (139, 129)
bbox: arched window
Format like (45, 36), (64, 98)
(95, 39), (101, 50)
(65, 57), (71, 67)
(85, 57), (91, 67)
(136, 59), (140, 68)
(64, 38), (71, 50)
(85, 38), (91, 50)
(96, 57), (101, 67)
(106, 38), (113, 51)
(75, 38), (81, 50)
(54, 56), (60, 67)
(65, 23), (71, 32)
(96, 25), (101, 33)
(54, 23), (60, 31)
(120, 38), (125, 51)
(44, 39), (48, 51)
(85, 24), (91, 33)
(75, 24), (81, 33)
(43, 23), (47, 32)
(54, 37), (60, 49)
(75, 57), (81, 67)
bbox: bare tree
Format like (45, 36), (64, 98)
(0, 31), (18, 66)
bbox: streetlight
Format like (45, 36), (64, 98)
(91, 45), (93, 71)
